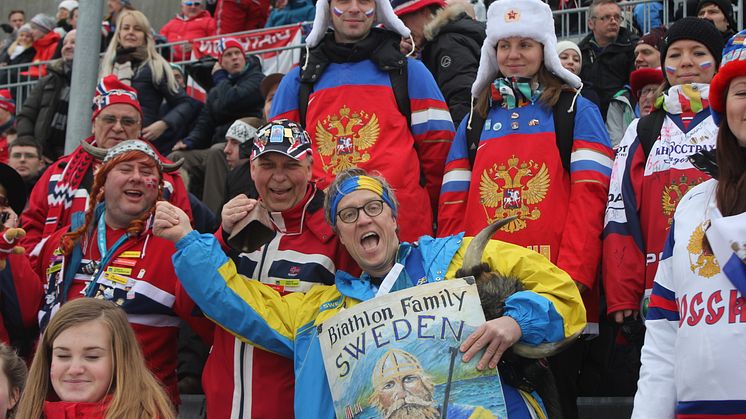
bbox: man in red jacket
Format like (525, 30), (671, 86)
(160, 0), (216, 62)
(20, 75), (192, 266)
(196, 119), (360, 418)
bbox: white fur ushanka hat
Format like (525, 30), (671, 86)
(305, 0), (411, 48)
(471, 0), (582, 98)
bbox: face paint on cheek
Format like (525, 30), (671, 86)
(143, 178), (159, 189)
(699, 61), (713, 70)
(332, 6), (344, 16)
(665, 66), (677, 74)
(363, 7), (374, 17)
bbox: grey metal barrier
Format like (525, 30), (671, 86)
(3, 0), (744, 114)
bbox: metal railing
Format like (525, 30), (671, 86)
(2, 0), (742, 113)
(554, 0), (743, 41)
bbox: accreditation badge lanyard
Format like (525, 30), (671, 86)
(375, 263), (405, 297)
(83, 211), (130, 297)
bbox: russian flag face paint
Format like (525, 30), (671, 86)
(333, 6), (344, 16)
(665, 66), (677, 74)
(699, 61), (713, 70)
(363, 7), (374, 17)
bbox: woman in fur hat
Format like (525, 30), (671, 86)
(633, 28), (746, 418)
(438, 2), (612, 415)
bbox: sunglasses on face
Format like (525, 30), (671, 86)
(183, 1), (202, 6)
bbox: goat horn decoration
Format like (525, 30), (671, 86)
(462, 216), (581, 359)
(80, 140), (184, 172)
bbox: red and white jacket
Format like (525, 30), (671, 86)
(37, 218), (213, 404)
(21, 136), (192, 266)
(603, 84), (716, 316)
(192, 185), (360, 419)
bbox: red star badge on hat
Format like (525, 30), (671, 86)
(505, 9), (520, 22)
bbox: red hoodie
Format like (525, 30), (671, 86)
(23, 31), (61, 78)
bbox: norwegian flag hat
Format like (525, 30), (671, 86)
(92, 75), (142, 121)
(251, 120), (311, 161)
(217, 37), (244, 61)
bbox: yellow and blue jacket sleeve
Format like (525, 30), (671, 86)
(447, 238), (586, 343)
(173, 231), (308, 358)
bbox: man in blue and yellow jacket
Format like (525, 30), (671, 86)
(155, 168), (585, 418)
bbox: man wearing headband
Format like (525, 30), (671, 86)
(156, 167), (585, 418)
(32, 139), (211, 404)
(198, 119), (360, 418)
(20, 75), (192, 266)
(269, 0), (454, 243)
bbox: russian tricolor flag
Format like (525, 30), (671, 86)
(706, 211), (746, 295)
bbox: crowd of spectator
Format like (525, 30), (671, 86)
(0, 0), (743, 417)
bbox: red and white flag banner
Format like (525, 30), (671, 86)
(186, 23), (303, 101)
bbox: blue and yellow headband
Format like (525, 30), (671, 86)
(328, 175), (397, 225)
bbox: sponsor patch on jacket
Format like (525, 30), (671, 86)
(106, 266), (132, 276)
(119, 251), (141, 258)
(112, 257), (137, 267)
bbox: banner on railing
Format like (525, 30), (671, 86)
(186, 23), (303, 101)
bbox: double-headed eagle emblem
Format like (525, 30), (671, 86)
(479, 156), (550, 233)
(687, 221), (720, 278)
(661, 176), (703, 227)
(315, 106), (380, 174)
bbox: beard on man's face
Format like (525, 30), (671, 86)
(380, 394), (440, 419)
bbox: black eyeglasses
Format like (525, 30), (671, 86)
(337, 200), (384, 224)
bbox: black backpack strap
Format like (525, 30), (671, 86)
(298, 81), (313, 129)
(467, 111), (485, 168)
(389, 62), (426, 188)
(553, 90), (577, 173)
(636, 109), (666, 158)
(388, 62), (411, 127)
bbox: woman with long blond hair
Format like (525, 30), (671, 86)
(100, 10), (195, 154)
(16, 298), (175, 419)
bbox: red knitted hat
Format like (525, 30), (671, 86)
(218, 38), (244, 61)
(391, 0), (446, 17)
(710, 30), (746, 125)
(629, 67), (664, 100)
(92, 75), (142, 120)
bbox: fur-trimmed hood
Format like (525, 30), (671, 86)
(424, 4), (484, 43)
